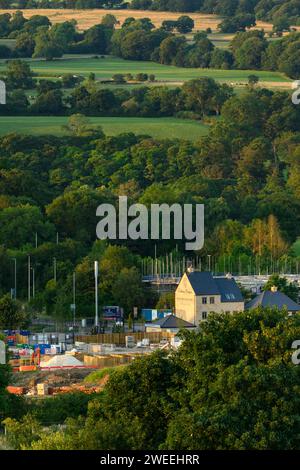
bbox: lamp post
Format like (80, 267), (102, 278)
(28, 255), (31, 302)
(12, 258), (17, 300)
(32, 267), (35, 299)
(53, 257), (57, 282)
(207, 254), (211, 272)
(72, 272), (76, 328)
(94, 261), (99, 328)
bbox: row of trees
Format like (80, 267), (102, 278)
(131, 0), (300, 26)
(0, 12), (299, 77)
(112, 22), (300, 77)
(0, 12), (115, 60)
(0, 0), (126, 8)
(1, 61), (233, 118)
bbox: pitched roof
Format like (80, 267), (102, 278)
(214, 277), (244, 303)
(186, 271), (244, 302)
(149, 314), (195, 329)
(187, 271), (219, 295)
(246, 290), (300, 312)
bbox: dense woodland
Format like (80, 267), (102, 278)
(0, 14), (298, 319)
(0, 3), (299, 453)
(0, 84), (300, 318)
(0, 13), (299, 77)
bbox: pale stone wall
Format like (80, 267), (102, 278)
(175, 273), (245, 326)
(175, 273), (196, 324)
(195, 296), (244, 325)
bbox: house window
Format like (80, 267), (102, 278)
(202, 312), (207, 320)
(225, 293), (236, 300)
(210, 297), (215, 304)
(202, 297), (207, 304)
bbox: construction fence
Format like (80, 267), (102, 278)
(76, 331), (175, 345)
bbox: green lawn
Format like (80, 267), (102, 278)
(207, 33), (282, 50)
(0, 116), (210, 140)
(0, 56), (290, 84)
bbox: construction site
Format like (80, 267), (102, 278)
(4, 330), (178, 398)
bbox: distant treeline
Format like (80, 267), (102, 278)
(0, 0), (128, 8)
(0, 13), (299, 78)
(131, 0), (300, 27)
(1, 0), (300, 26)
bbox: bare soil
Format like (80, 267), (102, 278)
(10, 368), (92, 388)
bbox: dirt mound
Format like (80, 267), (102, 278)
(11, 369), (91, 388)
(40, 355), (83, 368)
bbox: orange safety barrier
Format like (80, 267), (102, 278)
(7, 386), (26, 395)
(19, 365), (37, 372)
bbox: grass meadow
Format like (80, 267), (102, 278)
(0, 56), (291, 87)
(0, 116), (210, 140)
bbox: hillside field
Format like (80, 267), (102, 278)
(0, 116), (210, 140)
(0, 9), (227, 32)
(0, 56), (291, 88)
(4, 8), (300, 33)
(1, 8), (292, 33)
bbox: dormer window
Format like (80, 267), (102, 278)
(225, 293), (236, 300)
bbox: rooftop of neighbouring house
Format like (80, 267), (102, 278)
(148, 314), (195, 329)
(246, 289), (300, 312)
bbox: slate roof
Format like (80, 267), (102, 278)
(246, 290), (300, 312)
(186, 271), (244, 303)
(150, 314), (195, 329)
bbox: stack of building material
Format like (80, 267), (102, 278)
(40, 355), (84, 369)
(37, 383), (49, 396)
(125, 336), (135, 348)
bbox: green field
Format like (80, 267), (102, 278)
(208, 33), (233, 49)
(0, 56), (290, 85)
(0, 116), (210, 140)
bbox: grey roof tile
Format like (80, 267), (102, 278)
(150, 314), (195, 329)
(246, 290), (300, 311)
(186, 272), (243, 302)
